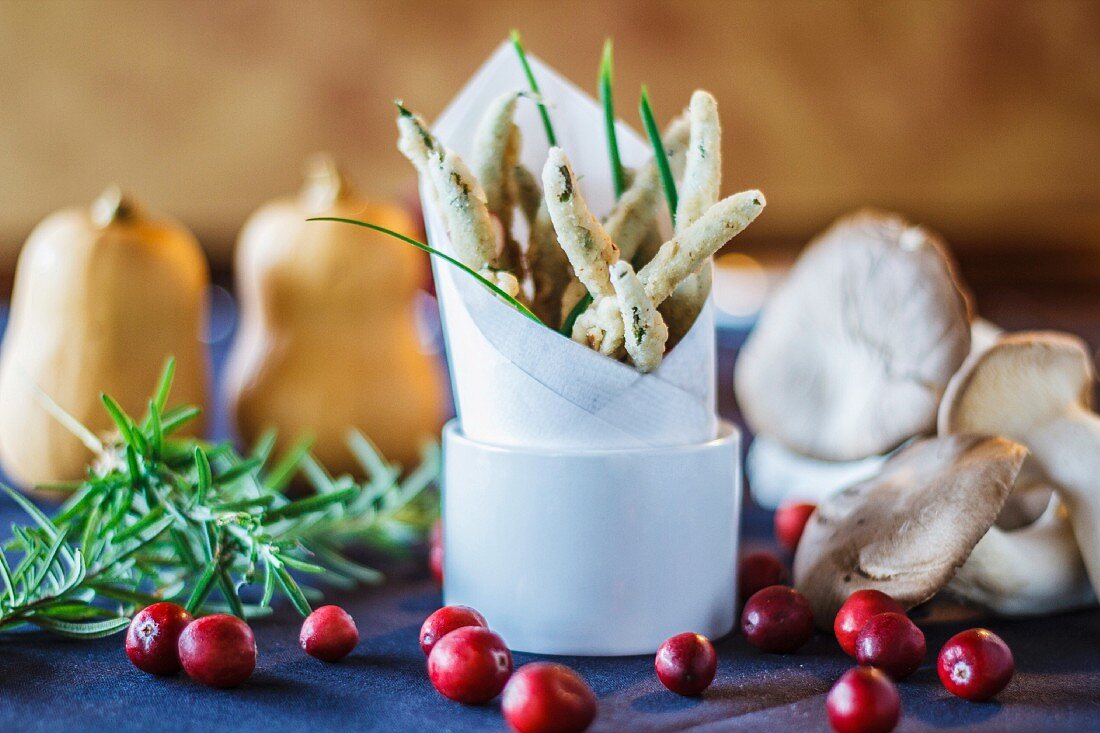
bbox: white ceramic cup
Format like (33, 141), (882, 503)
(441, 419), (741, 656)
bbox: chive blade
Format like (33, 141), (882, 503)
(560, 293), (593, 336)
(510, 30), (557, 146)
(639, 86), (679, 228)
(600, 38), (626, 199)
(308, 218), (542, 325)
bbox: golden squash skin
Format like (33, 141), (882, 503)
(225, 157), (445, 472)
(0, 189), (209, 489)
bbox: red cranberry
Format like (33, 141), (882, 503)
(178, 614), (256, 688)
(300, 605), (359, 662)
(826, 667), (901, 733)
(655, 632), (717, 696)
(420, 605), (488, 656)
(855, 612), (925, 681)
(429, 519), (444, 584)
(774, 501), (817, 552)
(502, 662), (597, 733)
(741, 585), (814, 653)
(738, 551), (788, 602)
(428, 626), (512, 704)
(937, 628), (1015, 701)
(125, 602), (193, 675)
(834, 590), (905, 658)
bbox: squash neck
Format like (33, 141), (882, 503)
(91, 186), (140, 228)
(301, 154), (356, 212)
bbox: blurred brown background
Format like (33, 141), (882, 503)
(2, 0), (1099, 285)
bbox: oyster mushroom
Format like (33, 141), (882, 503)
(735, 210), (972, 462)
(939, 331), (1100, 592)
(744, 318), (1001, 510)
(793, 435), (1026, 626)
(947, 492), (1095, 616)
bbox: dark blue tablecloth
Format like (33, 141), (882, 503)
(0, 294), (1097, 732)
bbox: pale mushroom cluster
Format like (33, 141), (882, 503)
(736, 209), (1098, 625)
(397, 91), (765, 373)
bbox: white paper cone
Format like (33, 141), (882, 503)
(424, 43), (717, 449)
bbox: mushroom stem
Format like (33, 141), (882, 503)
(948, 494), (1095, 616)
(939, 331), (1100, 594)
(1026, 406), (1100, 591)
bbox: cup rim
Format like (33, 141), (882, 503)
(443, 418), (739, 457)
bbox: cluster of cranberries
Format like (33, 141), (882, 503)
(826, 588), (1016, 732)
(734, 501), (1017, 733)
(420, 605), (597, 733)
(124, 601), (360, 688)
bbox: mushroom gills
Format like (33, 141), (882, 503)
(792, 435), (1027, 628)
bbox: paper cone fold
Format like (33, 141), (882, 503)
(424, 43), (717, 449)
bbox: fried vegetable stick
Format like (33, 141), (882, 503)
(662, 90), (722, 342)
(675, 91), (721, 230)
(604, 114), (691, 263)
(471, 93), (524, 272)
(404, 139), (519, 297)
(513, 163), (541, 224)
(639, 190), (766, 305)
(541, 147), (620, 300)
(514, 164), (576, 326)
(398, 105), (517, 291)
(609, 260), (669, 373)
(572, 293), (626, 357)
(397, 108), (441, 197)
(425, 150), (498, 268)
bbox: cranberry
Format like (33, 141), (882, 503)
(420, 605), (488, 656)
(428, 626), (512, 704)
(826, 667), (901, 733)
(502, 662), (597, 733)
(178, 614), (257, 688)
(774, 501), (817, 552)
(834, 590), (905, 658)
(855, 612), (925, 681)
(741, 585), (814, 653)
(937, 628), (1015, 701)
(654, 632), (717, 696)
(738, 551), (789, 602)
(299, 605), (359, 662)
(429, 518), (444, 584)
(124, 602), (193, 675)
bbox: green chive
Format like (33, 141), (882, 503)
(600, 39), (626, 199)
(308, 217), (542, 325)
(510, 30), (557, 146)
(639, 86), (678, 228)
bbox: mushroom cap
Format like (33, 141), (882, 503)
(734, 210), (972, 461)
(938, 331), (1094, 440)
(792, 435), (1026, 627)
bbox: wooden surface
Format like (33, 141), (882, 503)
(1, 0), (1099, 278)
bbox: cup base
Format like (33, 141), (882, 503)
(441, 420), (741, 656)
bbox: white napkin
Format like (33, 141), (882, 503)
(424, 43), (717, 449)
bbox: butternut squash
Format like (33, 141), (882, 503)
(225, 156), (444, 472)
(0, 188), (209, 488)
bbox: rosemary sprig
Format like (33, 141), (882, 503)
(600, 39), (626, 200)
(308, 217), (542, 324)
(510, 29), (557, 146)
(639, 85), (679, 228)
(0, 359), (438, 639)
